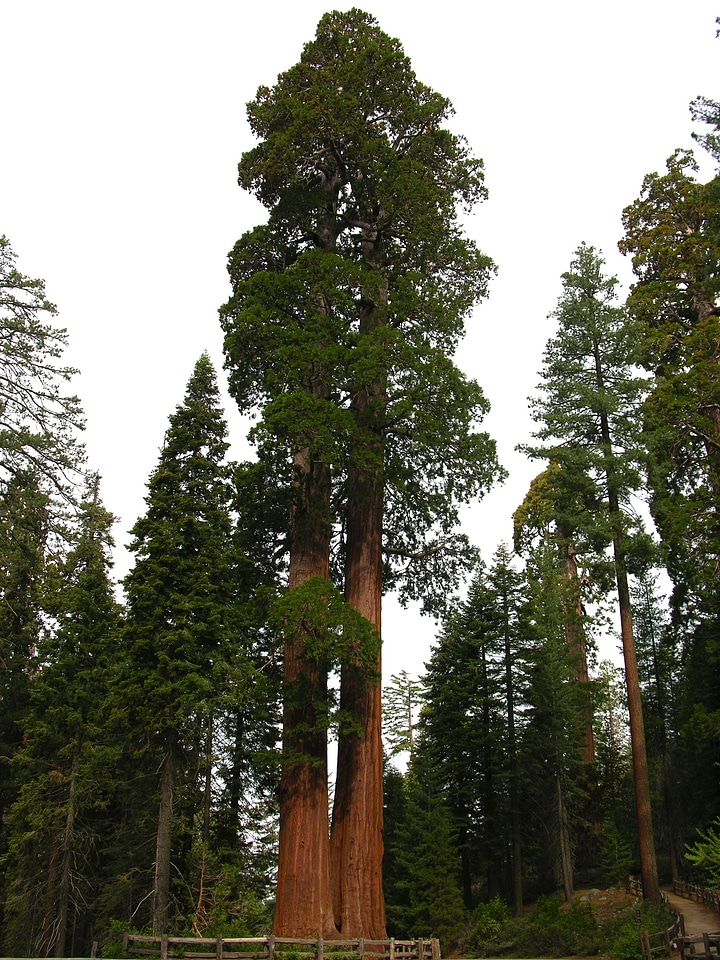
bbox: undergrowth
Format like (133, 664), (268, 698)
(466, 892), (674, 959)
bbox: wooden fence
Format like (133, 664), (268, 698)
(640, 913), (685, 960)
(120, 934), (442, 960)
(673, 880), (720, 919)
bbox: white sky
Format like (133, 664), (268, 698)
(1, 1), (717, 683)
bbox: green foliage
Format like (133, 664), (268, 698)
(0, 236), (85, 530)
(468, 892), (674, 959)
(221, 8), (504, 614)
(383, 670), (422, 761)
(685, 815), (720, 884)
(383, 762), (467, 947)
(269, 576), (379, 676)
(599, 821), (635, 887)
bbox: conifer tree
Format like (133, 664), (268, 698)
(420, 549), (527, 910)
(521, 537), (588, 901)
(2, 475), (119, 957)
(525, 243), (661, 902)
(122, 353), (236, 935)
(0, 474), (49, 847)
(382, 671), (422, 764)
(620, 150), (720, 622)
(0, 236), (85, 514)
(221, 9), (502, 937)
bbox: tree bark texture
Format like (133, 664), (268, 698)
(153, 740), (176, 935)
(330, 461), (386, 937)
(274, 450), (338, 938)
(614, 544), (661, 904)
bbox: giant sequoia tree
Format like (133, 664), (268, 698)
(221, 9), (502, 938)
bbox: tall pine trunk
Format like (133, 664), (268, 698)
(153, 738), (176, 935)
(504, 611), (523, 915)
(595, 368), (660, 903)
(274, 448), (337, 938)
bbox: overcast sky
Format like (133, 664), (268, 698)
(2, 1), (717, 682)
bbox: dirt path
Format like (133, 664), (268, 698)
(663, 888), (720, 936)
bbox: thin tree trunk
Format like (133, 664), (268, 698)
(504, 611), (523, 915)
(613, 542), (661, 903)
(556, 771), (573, 902)
(274, 448), (337, 939)
(55, 738), (81, 957)
(153, 739), (176, 935)
(592, 331), (661, 904)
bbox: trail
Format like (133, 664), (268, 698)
(663, 889), (720, 936)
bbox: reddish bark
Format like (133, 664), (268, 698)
(330, 462), (386, 937)
(274, 450), (338, 938)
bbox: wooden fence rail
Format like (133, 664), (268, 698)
(673, 880), (720, 919)
(640, 913), (685, 960)
(120, 934), (442, 960)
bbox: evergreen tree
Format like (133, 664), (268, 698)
(525, 243), (661, 902)
(420, 549), (527, 911)
(0, 235), (85, 513)
(593, 662), (636, 885)
(2, 475), (120, 957)
(521, 537), (589, 901)
(382, 758), (467, 948)
(122, 353), (238, 935)
(220, 9), (503, 937)
(382, 671), (422, 764)
(0, 474), (50, 947)
(619, 150), (720, 618)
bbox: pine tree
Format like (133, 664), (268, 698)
(2, 475), (120, 957)
(521, 537), (588, 901)
(122, 354), (237, 935)
(220, 9), (502, 937)
(525, 243), (661, 902)
(382, 671), (422, 764)
(382, 757), (467, 947)
(0, 235), (85, 513)
(420, 549), (527, 911)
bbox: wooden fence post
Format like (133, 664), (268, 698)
(122, 933), (129, 956)
(431, 940), (441, 960)
(268, 935), (276, 960)
(161, 935), (169, 960)
(317, 936), (324, 960)
(216, 935), (223, 960)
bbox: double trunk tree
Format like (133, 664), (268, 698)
(525, 243), (661, 903)
(221, 9), (502, 937)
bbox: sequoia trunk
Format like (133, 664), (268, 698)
(331, 460), (385, 937)
(273, 448), (337, 938)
